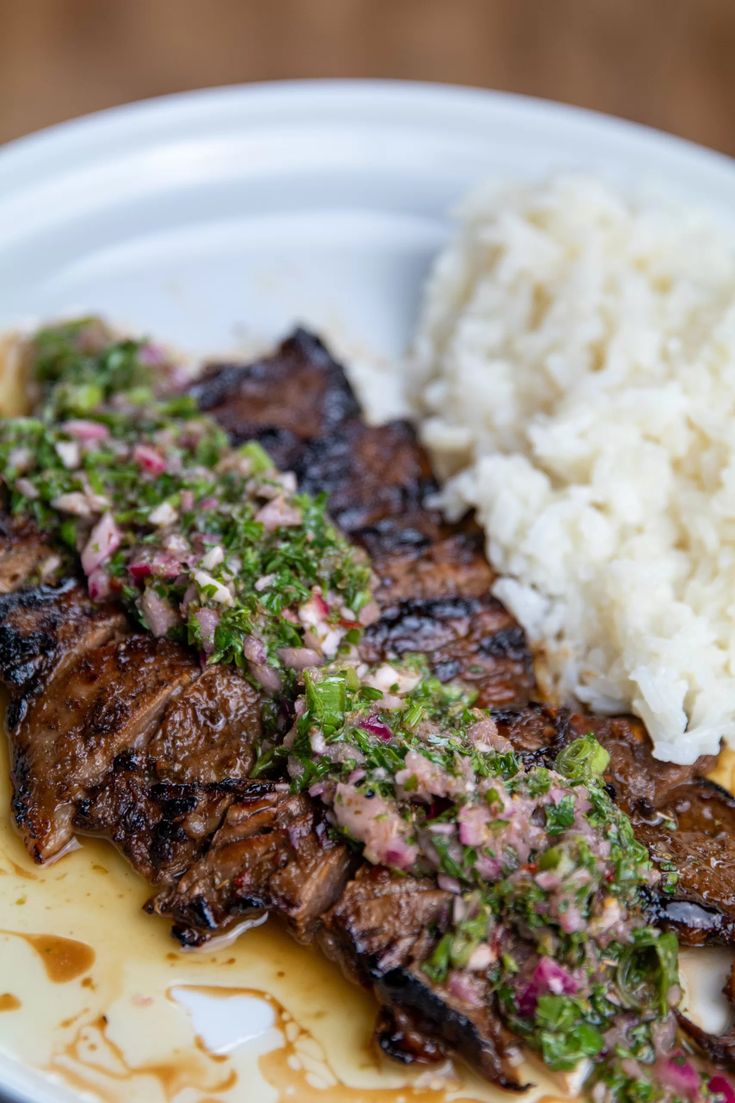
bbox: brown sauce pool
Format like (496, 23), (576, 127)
(0, 931), (95, 982)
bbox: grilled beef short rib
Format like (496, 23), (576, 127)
(2, 329), (734, 1086)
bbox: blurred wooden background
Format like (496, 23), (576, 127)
(1, 0), (734, 154)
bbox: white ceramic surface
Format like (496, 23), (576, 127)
(1, 80), (735, 1103)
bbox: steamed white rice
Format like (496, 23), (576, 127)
(410, 175), (735, 764)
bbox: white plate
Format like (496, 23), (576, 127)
(2, 80), (735, 1103)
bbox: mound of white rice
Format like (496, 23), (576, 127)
(410, 175), (735, 763)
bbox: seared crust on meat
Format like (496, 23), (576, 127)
(0, 514), (57, 594)
(0, 580), (127, 728)
(12, 634), (197, 861)
(295, 419), (441, 539)
(188, 329), (360, 470)
(146, 666), (262, 784)
(321, 865), (524, 1089)
(74, 751), (252, 884)
(361, 594), (535, 708)
(148, 784), (352, 945)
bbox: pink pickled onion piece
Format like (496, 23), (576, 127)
(81, 512), (121, 575)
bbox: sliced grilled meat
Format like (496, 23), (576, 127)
(320, 865), (524, 1090)
(374, 1006), (449, 1065)
(0, 514), (57, 594)
(636, 779), (735, 945)
(146, 666), (262, 784)
(148, 783), (352, 946)
(0, 579), (127, 729)
(369, 522), (494, 606)
(361, 594), (535, 708)
(5, 327), (735, 1089)
(294, 418), (442, 541)
(11, 633), (197, 861)
(188, 329), (360, 470)
(74, 751), (252, 884)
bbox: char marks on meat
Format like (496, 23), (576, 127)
(9, 626), (198, 862)
(148, 783), (352, 946)
(188, 328), (361, 471)
(321, 865), (524, 1089)
(0, 515), (56, 594)
(3, 329), (735, 1087)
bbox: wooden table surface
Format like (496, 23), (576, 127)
(1, 0), (734, 155)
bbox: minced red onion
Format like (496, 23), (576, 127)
(51, 491), (94, 517)
(657, 1054), (700, 1099)
(55, 440), (81, 469)
(250, 661), (283, 696)
(132, 443), (167, 476)
(437, 874), (462, 894)
(141, 588), (180, 637)
(87, 566), (112, 601)
(15, 477), (38, 499)
(200, 544), (225, 571)
(358, 600), (381, 627)
(518, 958), (579, 1017)
(62, 419), (110, 443)
(180, 490), (194, 511)
(8, 446), (32, 472)
(243, 635), (267, 664)
(458, 805), (490, 847)
(193, 569), (233, 606)
(447, 971), (484, 1008)
(709, 1076), (735, 1103)
(467, 943), (495, 972)
(255, 497), (302, 531)
(149, 500), (178, 527)
(137, 342), (167, 367)
(129, 549), (182, 581)
(39, 554), (62, 580)
(278, 646), (323, 671)
(81, 512), (121, 575)
(194, 607), (220, 652)
(254, 573), (275, 592)
(358, 715), (393, 742)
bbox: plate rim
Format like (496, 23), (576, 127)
(1, 77), (734, 180)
